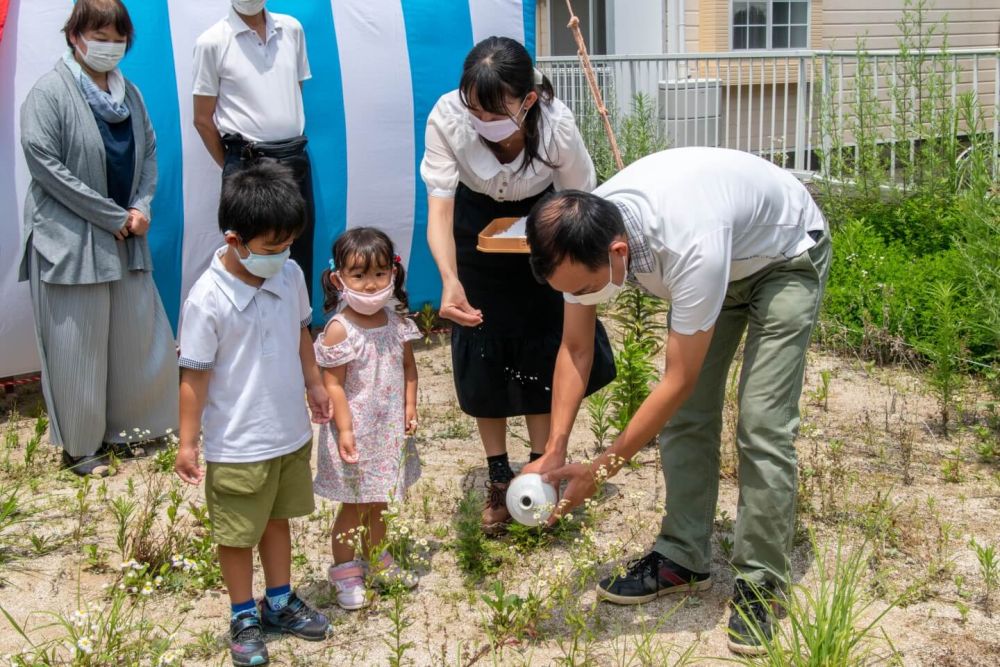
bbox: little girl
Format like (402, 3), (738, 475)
(314, 227), (422, 610)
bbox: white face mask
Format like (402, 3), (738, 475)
(470, 98), (528, 143)
(562, 253), (625, 306)
(77, 37), (126, 73)
(237, 243), (289, 279)
(232, 0), (266, 16)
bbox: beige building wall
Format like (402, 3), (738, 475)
(537, 1), (997, 162)
(664, 2), (996, 159)
(822, 1), (999, 51)
(685, 0), (701, 52)
(538, 1), (1000, 56)
(537, 0), (551, 56)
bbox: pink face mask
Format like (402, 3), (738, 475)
(338, 274), (395, 315)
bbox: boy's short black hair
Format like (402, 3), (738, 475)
(218, 160), (306, 244)
(526, 190), (625, 282)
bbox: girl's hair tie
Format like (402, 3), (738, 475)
(393, 255), (402, 265)
(328, 259), (336, 271)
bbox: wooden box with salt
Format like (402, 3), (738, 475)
(477, 216), (529, 254)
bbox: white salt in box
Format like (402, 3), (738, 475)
(477, 216), (529, 254)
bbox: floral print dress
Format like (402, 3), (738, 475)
(313, 308), (422, 503)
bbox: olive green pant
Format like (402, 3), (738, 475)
(654, 231), (831, 589)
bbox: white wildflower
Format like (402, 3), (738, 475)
(158, 650), (179, 666)
(76, 637), (94, 655)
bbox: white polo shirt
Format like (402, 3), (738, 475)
(192, 9), (311, 142)
(178, 247), (313, 463)
(594, 147), (826, 335)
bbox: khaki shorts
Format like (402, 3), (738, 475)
(205, 440), (315, 548)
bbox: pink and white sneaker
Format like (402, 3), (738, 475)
(328, 560), (368, 610)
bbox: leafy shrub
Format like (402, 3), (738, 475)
(823, 192), (961, 257)
(819, 216), (993, 366)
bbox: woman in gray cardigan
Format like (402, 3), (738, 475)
(19, 0), (178, 477)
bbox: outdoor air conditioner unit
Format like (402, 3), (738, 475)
(658, 78), (721, 148)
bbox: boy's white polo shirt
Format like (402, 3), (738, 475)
(178, 247), (312, 464)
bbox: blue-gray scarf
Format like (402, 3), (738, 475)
(63, 50), (130, 123)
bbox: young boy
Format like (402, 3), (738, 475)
(175, 161), (330, 667)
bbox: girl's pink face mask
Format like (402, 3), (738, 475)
(337, 270), (395, 315)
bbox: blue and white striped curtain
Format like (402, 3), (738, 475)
(0, 0), (535, 379)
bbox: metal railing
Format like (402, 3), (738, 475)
(538, 49), (1000, 176)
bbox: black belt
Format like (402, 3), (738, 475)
(222, 134), (308, 161)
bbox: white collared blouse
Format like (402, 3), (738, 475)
(420, 90), (596, 202)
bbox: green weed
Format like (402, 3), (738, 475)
(969, 538), (998, 616)
(479, 580), (542, 643)
(2, 585), (183, 665)
(585, 387), (614, 454)
(452, 489), (501, 581)
(738, 538), (902, 665)
(927, 282), (965, 436)
(384, 585), (415, 667)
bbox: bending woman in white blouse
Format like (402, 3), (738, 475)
(420, 37), (615, 534)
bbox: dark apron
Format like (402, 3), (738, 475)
(451, 183), (615, 418)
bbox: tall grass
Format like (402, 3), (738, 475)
(740, 539), (902, 666)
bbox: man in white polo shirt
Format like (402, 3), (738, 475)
(192, 0), (315, 299)
(522, 147), (830, 655)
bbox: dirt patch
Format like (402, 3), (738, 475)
(1, 340), (998, 665)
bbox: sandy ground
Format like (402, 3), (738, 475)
(1, 335), (998, 666)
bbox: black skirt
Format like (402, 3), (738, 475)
(451, 183), (616, 418)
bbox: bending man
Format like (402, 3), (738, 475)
(522, 147), (830, 655)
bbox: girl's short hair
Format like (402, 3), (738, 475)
(63, 0), (135, 51)
(459, 36), (558, 176)
(322, 227), (410, 315)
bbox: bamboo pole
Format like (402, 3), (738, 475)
(564, 0), (624, 171)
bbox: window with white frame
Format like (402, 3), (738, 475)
(732, 1), (809, 50)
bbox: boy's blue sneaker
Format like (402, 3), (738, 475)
(260, 592), (329, 641)
(229, 611), (268, 666)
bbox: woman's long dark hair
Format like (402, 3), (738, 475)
(459, 36), (558, 175)
(321, 227), (409, 315)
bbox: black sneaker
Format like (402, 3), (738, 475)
(260, 592), (329, 641)
(597, 551), (711, 605)
(727, 579), (775, 655)
(229, 612), (268, 666)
